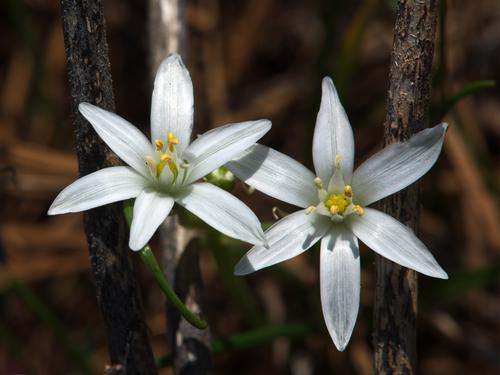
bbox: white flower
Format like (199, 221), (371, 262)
(226, 77), (448, 351)
(49, 53), (270, 250)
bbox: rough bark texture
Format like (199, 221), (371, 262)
(148, 1), (212, 373)
(59, 1), (156, 373)
(373, 0), (438, 373)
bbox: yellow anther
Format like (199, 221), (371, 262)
(335, 154), (342, 168)
(168, 132), (180, 151)
(354, 205), (364, 216)
(314, 177), (323, 189)
(344, 185), (353, 198)
(160, 153), (172, 162)
(156, 153), (177, 178)
(155, 139), (164, 151)
(330, 205), (339, 215)
(305, 206), (317, 214)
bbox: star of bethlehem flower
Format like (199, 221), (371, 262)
(48, 53), (270, 250)
(226, 77), (448, 351)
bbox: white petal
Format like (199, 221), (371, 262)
(129, 190), (174, 251)
(351, 123), (448, 206)
(312, 77), (355, 184)
(226, 144), (317, 208)
(346, 208), (448, 278)
(183, 120), (271, 184)
(151, 53), (194, 151)
(79, 103), (153, 177)
(234, 211), (331, 275)
(48, 167), (145, 215)
(320, 227), (360, 351)
(175, 182), (266, 245)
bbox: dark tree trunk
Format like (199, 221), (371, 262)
(373, 0), (439, 373)
(59, 1), (156, 373)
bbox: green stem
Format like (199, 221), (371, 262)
(140, 246), (208, 329)
(123, 202), (208, 330)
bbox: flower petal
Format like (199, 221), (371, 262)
(48, 167), (145, 215)
(226, 144), (317, 208)
(320, 226), (360, 351)
(183, 120), (271, 184)
(175, 182), (266, 245)
(79, 103), (153, 177)
(351, 123), (448, 206)
(312, 77), (355, 184)
(151, 53), (194, 151)
(129, 190), (174, 251)
(234, 211), (331, 275)
(346, 208), (448, 278)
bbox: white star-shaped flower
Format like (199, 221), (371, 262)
(227, 77), (448, 351)
(49, 54), (270, 250)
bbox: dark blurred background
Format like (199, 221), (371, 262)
(0, 0), (499, 374)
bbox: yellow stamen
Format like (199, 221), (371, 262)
(156, 153), (176, 177)
(168, 161), (178, 179)
(160, 153), (172, 162)
(354, 205), (364, 216)
(324, 193), (349, 215)
(314, 177), (323, 189)
(335, 154), (342, 168)
(305, 206), (317, 214)
(168, 132), (180, 151)
(155, 139), (164, 151)
(344, 185), (353, 198)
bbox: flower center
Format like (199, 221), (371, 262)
(324, 193), (349, 215)
(145, 132), (182, 182)
(305, 154), (364, 221)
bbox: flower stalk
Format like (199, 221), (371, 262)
(123, 202), (208, 330)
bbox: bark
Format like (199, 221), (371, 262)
(148, 0), (212, 373)
(59, 1), (156, 373)
(373, 0), (439, 373)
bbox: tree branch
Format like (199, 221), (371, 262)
(374, 0), (439, 373)
(59, 1), (156, 373)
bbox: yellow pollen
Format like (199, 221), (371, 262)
(344, 185), (353, 198)
(324, 193), (349, 215)
(354, 205), (364, 216)
(155, 139), (164, 151)
(329, 205), (339, 215)
(168, 132), (180, 151)
(155, 153), (178, 179)
(160, 153), (172, 162)
(335, 154), (342, 168)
